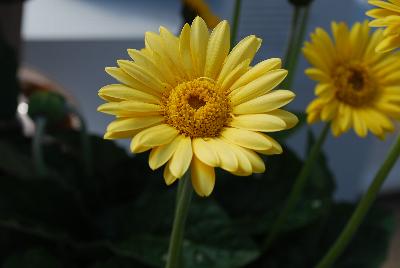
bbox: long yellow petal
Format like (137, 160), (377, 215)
(106, 116), (164, 132)
(98, 84), (160, 104)
(240, 148), (265, 173)
(192, 138), (219, 167)
(97, 101), (161, 116)
(204, 20), (230, 79)
(255, 135), (283, 155)
(169, 136), (193, 178)
(229, 114), (288, 132)
(179, 23), (195, 79)
(105, 67), (158, 95)
(221, 128), (272, 150)
(191, 16), (209, 76)
(208, 138), (238, 172)
(117, 60), (167, 95)
(163, 161), (178, 185)
(233, 90), (295, 114)
(191, 156), (215, 197)
(149, 135), (183, 170)
(229, 58), (282, 92)
(217, 35), (261, 84)
(229, 69), (288, 106)
(130, 124), (179, 153)
(219, 59), (250, 91)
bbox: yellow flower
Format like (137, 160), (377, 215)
(182, 0), (220, 28)
(98, 17), (297, 196)
(303, 21), (400, 138)
(367, 0), (400, 52)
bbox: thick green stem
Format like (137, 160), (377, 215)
(165, 173), (193, 268)
(230, 0), (242, 48)
(282, 5), (311, 89)
(264, 123), (330, 250)
(315, 133), (400, 268)
(32, 117), (47, 177)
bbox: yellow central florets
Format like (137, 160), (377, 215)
(333, 62), (377, 106)
(161, 78), (231, 138)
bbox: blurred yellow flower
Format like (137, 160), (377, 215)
(98, 17), (297, 196)
(182, 0), (220, 28)
(367, 0), (400, 52)
(303, 21), (400, 138)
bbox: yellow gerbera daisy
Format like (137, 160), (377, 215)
(367, 0), (400, 52)
(98, 17), (297, 196)
(304, 21), (400, 138)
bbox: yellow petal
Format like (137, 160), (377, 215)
(98, 84), (160, 104)
(208, 138), (238, 172)
(226, 143), (253, 176)
(233, 90), (295, 114)
(204, 20), (230, 79)
(240, 148), (265, 173)
(192, 138), (219, 167)
(179, 23), (195, 79)
(127, 48), (174, 86)
(376, 34), (400, 53)
(191, 156), (215, 197)
(229, 114), (288, 132)
(229, 58), (282, 92)
(163, 161), (178, 185)
(369, 0), (400, 12)
(256, 135), (283, 155)
(221, 128), (272, 150)
(352, 110), (368, 137)
(305, 68), (330, 82)
(97, 101), (161, 116)
(106, 116), (164, 132)
(219, 59), (250, 91)
(130, 124), (179, 153)
(191, 16), (209, 76)
(149, 135), (183, 170)
(229, 69), (288, 106)
(169, 136), (193, 178)
(218, 35), (262, 83)
(267, 109), (298, 129)
(105, 67), (158, 95)
(117, 60), (167, 95)
(104, 129), (140, 140)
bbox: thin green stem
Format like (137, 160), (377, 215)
(166, 172), (193, 268)
(282, 5), (311, 89)
(315, 133), (400, 268)
(231, 0), (242, 48)
(32, 117), (47, 177)
(283, 7), (301, 68)
(264, 123), (330, 250)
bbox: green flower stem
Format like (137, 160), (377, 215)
(282, 5), (311, 89)
(264, 123), (330, 250)
(315, 133), (400, 268)
(32, 117), (47, 177)
(283, 6), (301, 68)
(166, 172), (193, 268)
(231, 0), (242, 48)
(68, 106), (93, 177)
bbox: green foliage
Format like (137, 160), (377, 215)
(0, 115), (395, 267)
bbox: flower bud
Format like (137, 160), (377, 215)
(28, 91), (67, 123)
(288, 0), (314, 7)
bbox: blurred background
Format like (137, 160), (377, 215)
(1, 0), (399, 267)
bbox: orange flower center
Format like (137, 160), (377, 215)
(161, 78), (231, 138)
(333, 63), (377, 106)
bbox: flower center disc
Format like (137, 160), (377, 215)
(161, 78), (231, 138)
(333, 63), (377, 106)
